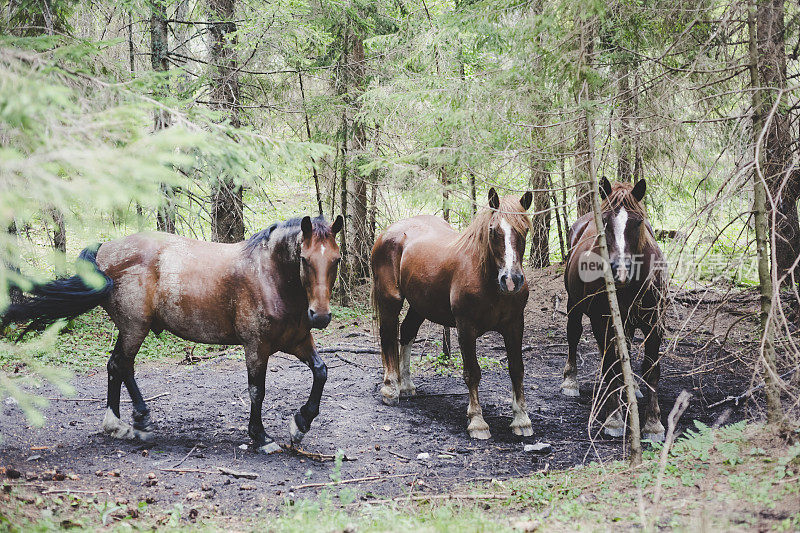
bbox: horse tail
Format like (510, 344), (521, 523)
(2, 244), (113, 326)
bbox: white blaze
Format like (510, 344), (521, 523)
(500, 219), (516, 272)
(613, 207), (628, 257)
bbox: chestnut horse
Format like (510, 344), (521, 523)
(2, 215), (343, 453)
(562, 178), (666, 441)
(371, 189), (534, 439)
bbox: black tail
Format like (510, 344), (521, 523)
(2, 244), (112, 325)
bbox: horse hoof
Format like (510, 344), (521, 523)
(469, 428), (492, 440)
(289, 416), (306, 445)
(102, 408), (136, 440)
(381, 394), (399, 406)
(603, 425), (625, 438)
(512, 425), (534, 437)
(560, 387), (580, 397)
(134, 429), (155, 442)
(643, 432), (665, 443)
(399, 385), (417, 397)
(257, 441), (282, 455)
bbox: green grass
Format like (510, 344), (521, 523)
(0, 309), (219, 372)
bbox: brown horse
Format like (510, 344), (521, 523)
(371, 189), (534, 439)
(2, 215), (343, 453)
(562, 178), (666, 441)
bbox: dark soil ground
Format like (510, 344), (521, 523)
(0, 266), (760, 517)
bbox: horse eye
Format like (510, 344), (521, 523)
(301, 256), (309, 266)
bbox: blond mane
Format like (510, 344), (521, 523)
(450, 196), (532, 273)
(601, 181), (648, 219)
(601, 181), (655, 250)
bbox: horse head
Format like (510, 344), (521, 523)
(599, 177), (649, 286)
(299, 215), (343, 329)
(487, 188), (533, 294)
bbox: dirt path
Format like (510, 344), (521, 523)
(0, 267), (756, 516)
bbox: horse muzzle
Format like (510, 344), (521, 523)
(610, 259), (632, 286)
(308, 308), (332, 329)
(498, 272), (525, 294)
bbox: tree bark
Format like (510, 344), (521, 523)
(441, 168), (451, 223)
(529, 132), (550, 268)
(616, 61), (632, 182)
(151, 0), (175, 233)
(756, 0), (799, 286)
(298, 68), (323, 218)
(574, 14), (595, 217)
(750, 0), (784, 424)
(209, 0), (244, 243)
(344, 26), (370, 282)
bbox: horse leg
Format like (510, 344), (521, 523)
(624, 321), (643, 400)
(503, 317), (532, 436)
(591, 314), (625, 438)
(377, 296), (403, 406)
(561, 302), (582, 397)
(244, 343), (280, 454)
(289, 335), (328, 444)
(103, 325), (153, 441)
(458, 323), (490, 439)
(398, 307), (424, 397)
(640, 323), (665, 441)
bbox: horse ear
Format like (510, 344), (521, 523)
(520, 191), (533, 211)
(301, 216), (313, 238)
(632, 179), (646, 202)
(599, 177), (612, 201)
(488, 188), (500, 210)
(331, 215), (344, 235)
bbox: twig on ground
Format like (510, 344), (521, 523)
(217, 467), (258, 480)
(291, 472), (416, 491)
(387, 449), (412, 462)
(366, 492), (514, 504)
(318, 346), (381, 355)
(653, 390), (692, 504)
(41, 488), (109, 495)
(159, 468), (217, 474)
(707, 368), (796, 408)
(172, 444), (198, 469)
(280, 444), (356, 462)
(46, 392), (170, 403)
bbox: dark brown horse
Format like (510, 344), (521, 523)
(563, 178), (666, 441)
(2, 215), (343, 453)
(371, 189), (534, 439)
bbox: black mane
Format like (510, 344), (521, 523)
(244, 216), (332, 254)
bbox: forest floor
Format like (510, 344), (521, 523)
(1, 265), (798, 531)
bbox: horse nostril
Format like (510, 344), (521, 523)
(308, 309), (316, 321)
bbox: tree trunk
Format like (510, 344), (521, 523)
(529, 134), (550, 268)
(549, 174), (566, 262)
(616, 61), (633, 182)
(469, 171), (477, 215)
(344, 28), (370, 283)
(441, 169), (451, 223)
(299, 68), (323, 218)
(756, 0), (799, 285)
(48, 207), (66, 275)
(209, 0), (244, 243)
(151, 0), (175, 233)
(574, 14), (595, 217)
(750, 0), (784, 424)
